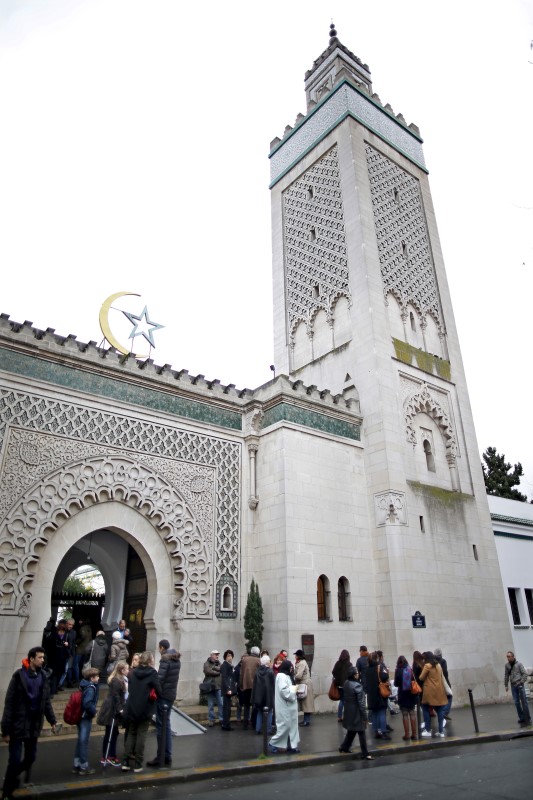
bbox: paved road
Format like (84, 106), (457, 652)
(79, 738), (532, 800)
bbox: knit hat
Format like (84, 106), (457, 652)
(112, 631), (122, 640)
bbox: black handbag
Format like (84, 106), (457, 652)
(199, 680), (215, 694)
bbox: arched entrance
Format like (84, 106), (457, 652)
(52, 529), (149, 653)
(14, 502), (174, 664)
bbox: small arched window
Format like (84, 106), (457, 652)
(409, 311), (416, 332)
(317, 574), (330, 620)
(221, 585), (233, 611)
(338, 576), (351, 621)
(423, 439), (436, 472)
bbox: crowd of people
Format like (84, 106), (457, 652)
(41, 617), (135, 696)
(201, 646), (315, 753)
(1, 632), (530, 798)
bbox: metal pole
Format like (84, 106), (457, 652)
(262, 706), (269, 756)
(160, 704), (169, 766)
(468, 689), (479, 733)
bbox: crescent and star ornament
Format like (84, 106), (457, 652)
(99, 292), (165, 357)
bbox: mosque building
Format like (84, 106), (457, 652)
(0, 25), (511, 706)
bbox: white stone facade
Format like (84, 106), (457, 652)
(489, 496), (533, 668)
(0, 31), (514, 710)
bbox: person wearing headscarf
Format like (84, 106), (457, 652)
(294, 649), (315, 726)
(332, 649), (352, 722)
(338, 666), (373, 759)
(268, 660), (300, 753)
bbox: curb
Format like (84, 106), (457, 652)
(14, 727), (533, 799)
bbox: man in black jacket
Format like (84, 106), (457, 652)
(146, 639), (181, 768)
(1, 647), (57, 799)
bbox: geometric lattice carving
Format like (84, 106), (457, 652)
(283, 145), (350, 340)
(0, 388), (240, 617)
(404, 383), (457, 459)
(365, 144), (444, 331)
(0, 455), (211, 618)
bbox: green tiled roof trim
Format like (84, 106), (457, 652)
(0, 346), (242, 431)
(262, 401), (360, 440)
(492, 514), (533, 529)
(494, 530), (533, 542)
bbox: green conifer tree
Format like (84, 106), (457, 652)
(243, 578), (263, 652)
(481, 446), (527, 501)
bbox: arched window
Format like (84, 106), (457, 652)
(423, 438), (436, 472)
(317, 574), (330, 620)
(221, 585), (233, 611)
(338, 576), (351, 621)
(409, 311), (416, 332)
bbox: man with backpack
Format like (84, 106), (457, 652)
(1, 646), (57, 800)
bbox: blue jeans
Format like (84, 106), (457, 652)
(422, 704), (446, 733)
(207, 688), (223, 722)
(372, 707), (387, 733)
(155, 698), (173, 760)
(443, 695), (453, 717)
(511, 684), (531, 723)
(2, 737), (38, 797)
(337, 687), (344, 720)
(74, 718), (93, 769)
(255, 707), (273, 733)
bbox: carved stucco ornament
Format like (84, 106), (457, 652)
(374, 491), (407, 526)
(404, 383), (457, 459)
(0, 455), (212, 619)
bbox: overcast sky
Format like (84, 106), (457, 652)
(1, 0), (532, 497)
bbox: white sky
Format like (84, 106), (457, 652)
(1, 0), (532, 497)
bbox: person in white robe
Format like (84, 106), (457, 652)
(269, 660), (300, 753)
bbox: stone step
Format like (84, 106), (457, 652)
(43, 691), (211, 737)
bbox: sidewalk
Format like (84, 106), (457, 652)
(1, 702), (531, 799)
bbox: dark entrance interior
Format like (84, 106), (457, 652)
(122, 544), (148, 654)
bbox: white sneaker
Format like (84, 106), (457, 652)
(421, 730), (432, 738)
(435, 732), (445, 738)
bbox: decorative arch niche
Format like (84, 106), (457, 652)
(404, 384), (459, 490)
(0, 455), (212, 619)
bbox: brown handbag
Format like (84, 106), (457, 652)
(411, 678), (422, 694)
(377, 666), (391, 698)
(328, 679), (340, 701)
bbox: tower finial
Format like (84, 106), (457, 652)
(329, 22), (338, 45)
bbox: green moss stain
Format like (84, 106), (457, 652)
(392, 338), (451, 380)
(408, 481), (472, 505)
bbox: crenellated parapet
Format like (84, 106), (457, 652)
(269, 24), (424, 185)
(0, 314), (362, 439)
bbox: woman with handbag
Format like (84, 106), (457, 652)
(98, 661), (128, 765)
(419, 651), (448, 738)
(394, 655), (418, 740)
(121, 651), (161, 772)
(338, 666), (374, 759)
(331, 649), (352, 722)
(365, 651), (390, 739)
(293, 649), (315, 726)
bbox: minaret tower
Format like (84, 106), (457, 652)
(268, 24), (511, 692)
